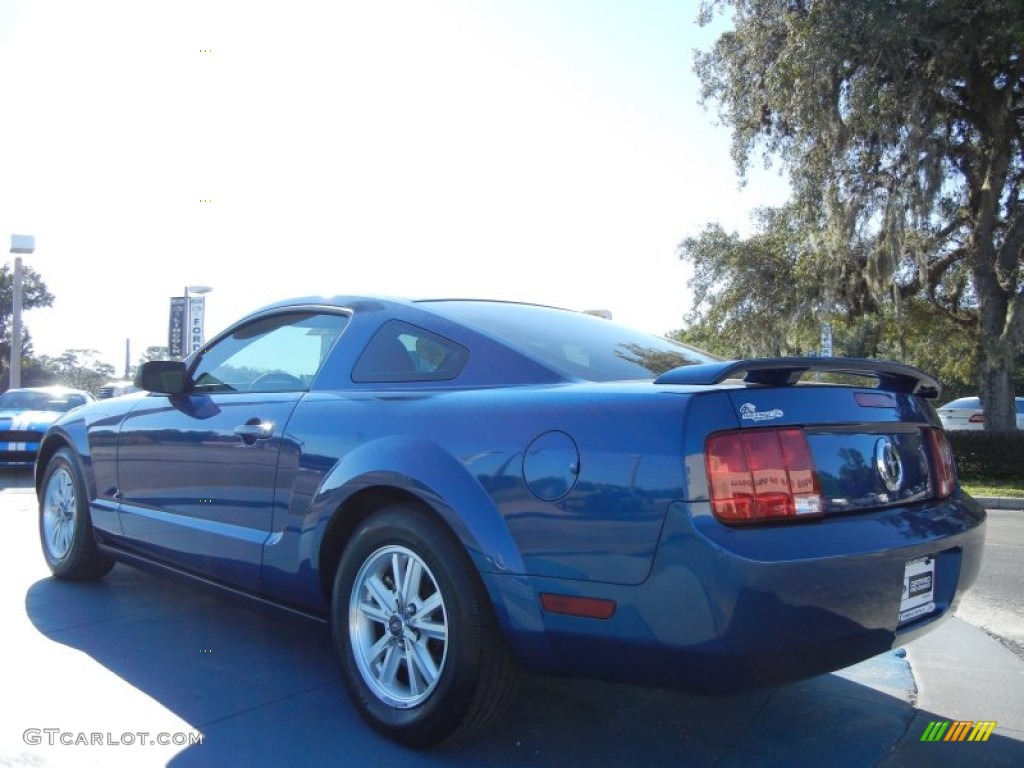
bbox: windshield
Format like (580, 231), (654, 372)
(0, 391), (89, 412)
(425, 301), (715, 381)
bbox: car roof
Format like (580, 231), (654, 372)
(245, 296), (643, 339)
(233, 295), (711, 386)
(250, 295), (563, 315)
(941, 397), (981, 407)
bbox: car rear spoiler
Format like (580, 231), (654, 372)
(654, 357), (941, 399)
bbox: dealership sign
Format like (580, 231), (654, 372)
(189, 296), (206, 355)
(168, 297), (186, 358)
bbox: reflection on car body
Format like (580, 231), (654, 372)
(34, 297), (985, 748)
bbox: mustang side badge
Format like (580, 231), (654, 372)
(739, 403), (784, 422)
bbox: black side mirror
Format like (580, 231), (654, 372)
(135, 360), (189, 394)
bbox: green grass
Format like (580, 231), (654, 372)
(961, 480), (1024, 498)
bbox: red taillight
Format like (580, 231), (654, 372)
(968, 413), (985, 423)
(927, 427), (956, 498)
(706, 428), (823, 523)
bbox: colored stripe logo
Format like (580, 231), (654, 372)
(920, 721), (996, 742)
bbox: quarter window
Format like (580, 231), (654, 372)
(352, 321), (468, 383)
(191, 311), (349, 393)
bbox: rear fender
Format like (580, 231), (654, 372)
(261, 435), (532, 614)
(310, 435), (526, 575)
(299, 436), (556, 669)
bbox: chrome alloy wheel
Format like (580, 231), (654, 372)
(42, 466), (77, 560)
(349, 545), (449, 708)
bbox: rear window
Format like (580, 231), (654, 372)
(425, 301), (714, 381)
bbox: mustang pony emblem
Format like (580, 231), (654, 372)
(874, 437), (904, 492)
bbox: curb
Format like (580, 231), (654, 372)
(971, 496), (1024, 510)
(882, 617), (1024, 765)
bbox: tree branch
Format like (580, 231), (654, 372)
(997, 212), (1024, 276)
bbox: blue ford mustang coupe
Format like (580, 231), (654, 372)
(36, 297), (985, 747)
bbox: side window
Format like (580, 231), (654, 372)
(352, 321), (469, 383)
(192, 311), (349, 393)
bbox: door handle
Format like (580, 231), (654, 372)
(233, 421), (274, 440)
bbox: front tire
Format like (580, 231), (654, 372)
(332, 504), (518, 747)
(39, 448), (114, 581)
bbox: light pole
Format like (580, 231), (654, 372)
(184, 284), (212, 358)
(9, 235), (36, 389)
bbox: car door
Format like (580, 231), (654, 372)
(115, 310), (348, 590)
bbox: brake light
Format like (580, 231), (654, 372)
(968, 413), (985, 423)
(927, 427), (956, 498)
(706, 428), (823, 523)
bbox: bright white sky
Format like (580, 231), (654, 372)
(0, 0), (788, 373)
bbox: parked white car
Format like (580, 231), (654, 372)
(936, 396), (1024, 430)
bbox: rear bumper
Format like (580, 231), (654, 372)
(502, 492), (986, 692)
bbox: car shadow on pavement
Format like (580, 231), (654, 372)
(24, 564), (948, 767)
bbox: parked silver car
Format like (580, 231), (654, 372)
(936, 396), (1024, 430)
(96, 380), (140, 399)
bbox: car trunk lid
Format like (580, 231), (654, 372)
(659, 358), (952, 521)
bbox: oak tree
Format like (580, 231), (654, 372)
(695, 0), (1024, 428)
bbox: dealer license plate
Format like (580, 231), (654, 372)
(899, 556), (936, 624)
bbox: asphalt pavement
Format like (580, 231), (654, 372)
(1, 471), (1022, 767)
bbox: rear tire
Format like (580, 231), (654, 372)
(332, 504), (519, 747)
(39, 448), (114, 581)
